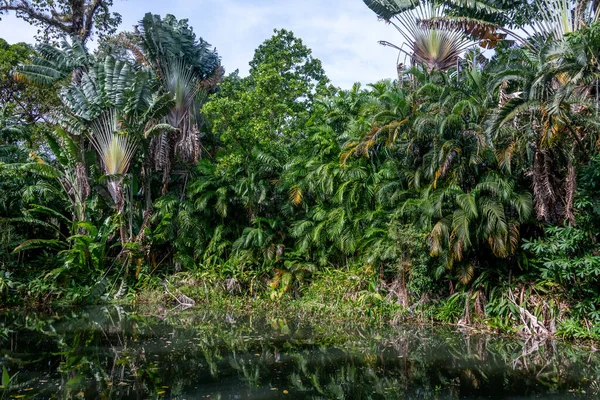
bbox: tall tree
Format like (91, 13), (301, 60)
(0, 0), (121, 43)
(204, 29), (329, 149)
(136, 13), (223, 193)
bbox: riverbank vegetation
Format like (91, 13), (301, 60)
(1, 0), (600, 341)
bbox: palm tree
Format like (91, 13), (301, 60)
(411, 61), (533, 279)
(137, 13), (223, 193)
(89, 110), (136, 217)
(426, 173), (532, 279)
(363, 0), (475, 71)
(0, 130), (105, 273)
(415, 0), (600, 225)
(530, 0), (599, 40)
(487, 40), (598, 224)
(341, 80), (415, 161)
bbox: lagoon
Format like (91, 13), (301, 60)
(0, 306), (598, 399)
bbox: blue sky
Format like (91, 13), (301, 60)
(0, 0), (401, 88)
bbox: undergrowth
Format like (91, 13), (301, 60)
(125, 266), (600, 344)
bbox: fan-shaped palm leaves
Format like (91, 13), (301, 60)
(137, 13), (223, 192)
(60, 56), (134, 122)
(86, 110), (136, 249)
(14, 38), (92, 86)
(531, 0), (599, 40)
(419, 0), (600, 50)
(140, 13), (221, 81)
(364, 0), (474, 71)
(7, 4), (600, 324)
(90, 111), (136, 178)
(163, 58), (202, 165)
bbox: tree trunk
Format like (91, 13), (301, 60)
(70, 0), (85, 38)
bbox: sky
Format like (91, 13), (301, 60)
(0, 0), (402, 89)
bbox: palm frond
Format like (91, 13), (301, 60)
(15, 38), (91, 86)
(144, 123), (178, 139)
(13, 239), (68, 253)
(363, 0), (417, 19)
(90, 109), (137, 176)
(376, 1), (475, 71)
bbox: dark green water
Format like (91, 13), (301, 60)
(0, 306), (598, 399)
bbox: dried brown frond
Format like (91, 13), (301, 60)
(75, 162), (90, 199)
(118, 32), (149, 66)
(420, 16), (501, 41)
(564, 160), (576, 224)
(289, 185), (303, 205)
(199, 65), (225, 93)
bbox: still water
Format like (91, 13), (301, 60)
(0, 306), (598, 399)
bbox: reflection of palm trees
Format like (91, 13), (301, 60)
(1, 309), (600, 399)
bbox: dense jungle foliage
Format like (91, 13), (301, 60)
(1, 0), (600, 340)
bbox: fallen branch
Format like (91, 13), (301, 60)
(509, 290), (550, 337)
(162, 281), (196, 307)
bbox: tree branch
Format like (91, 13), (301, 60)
(81, 0), (103, 42)
(0, 1), (71, 32)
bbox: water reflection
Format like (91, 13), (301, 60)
(0, 306), (598, 399)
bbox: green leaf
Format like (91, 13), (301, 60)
(144, 123), (177, 139)
(2, 365), (9, 387)
(362, 0), (416, 19)
(13, 239), (68, 253)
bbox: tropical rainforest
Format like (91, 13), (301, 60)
(0, 0), (600, 341)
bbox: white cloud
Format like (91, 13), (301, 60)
(0, 0), (404, 88)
